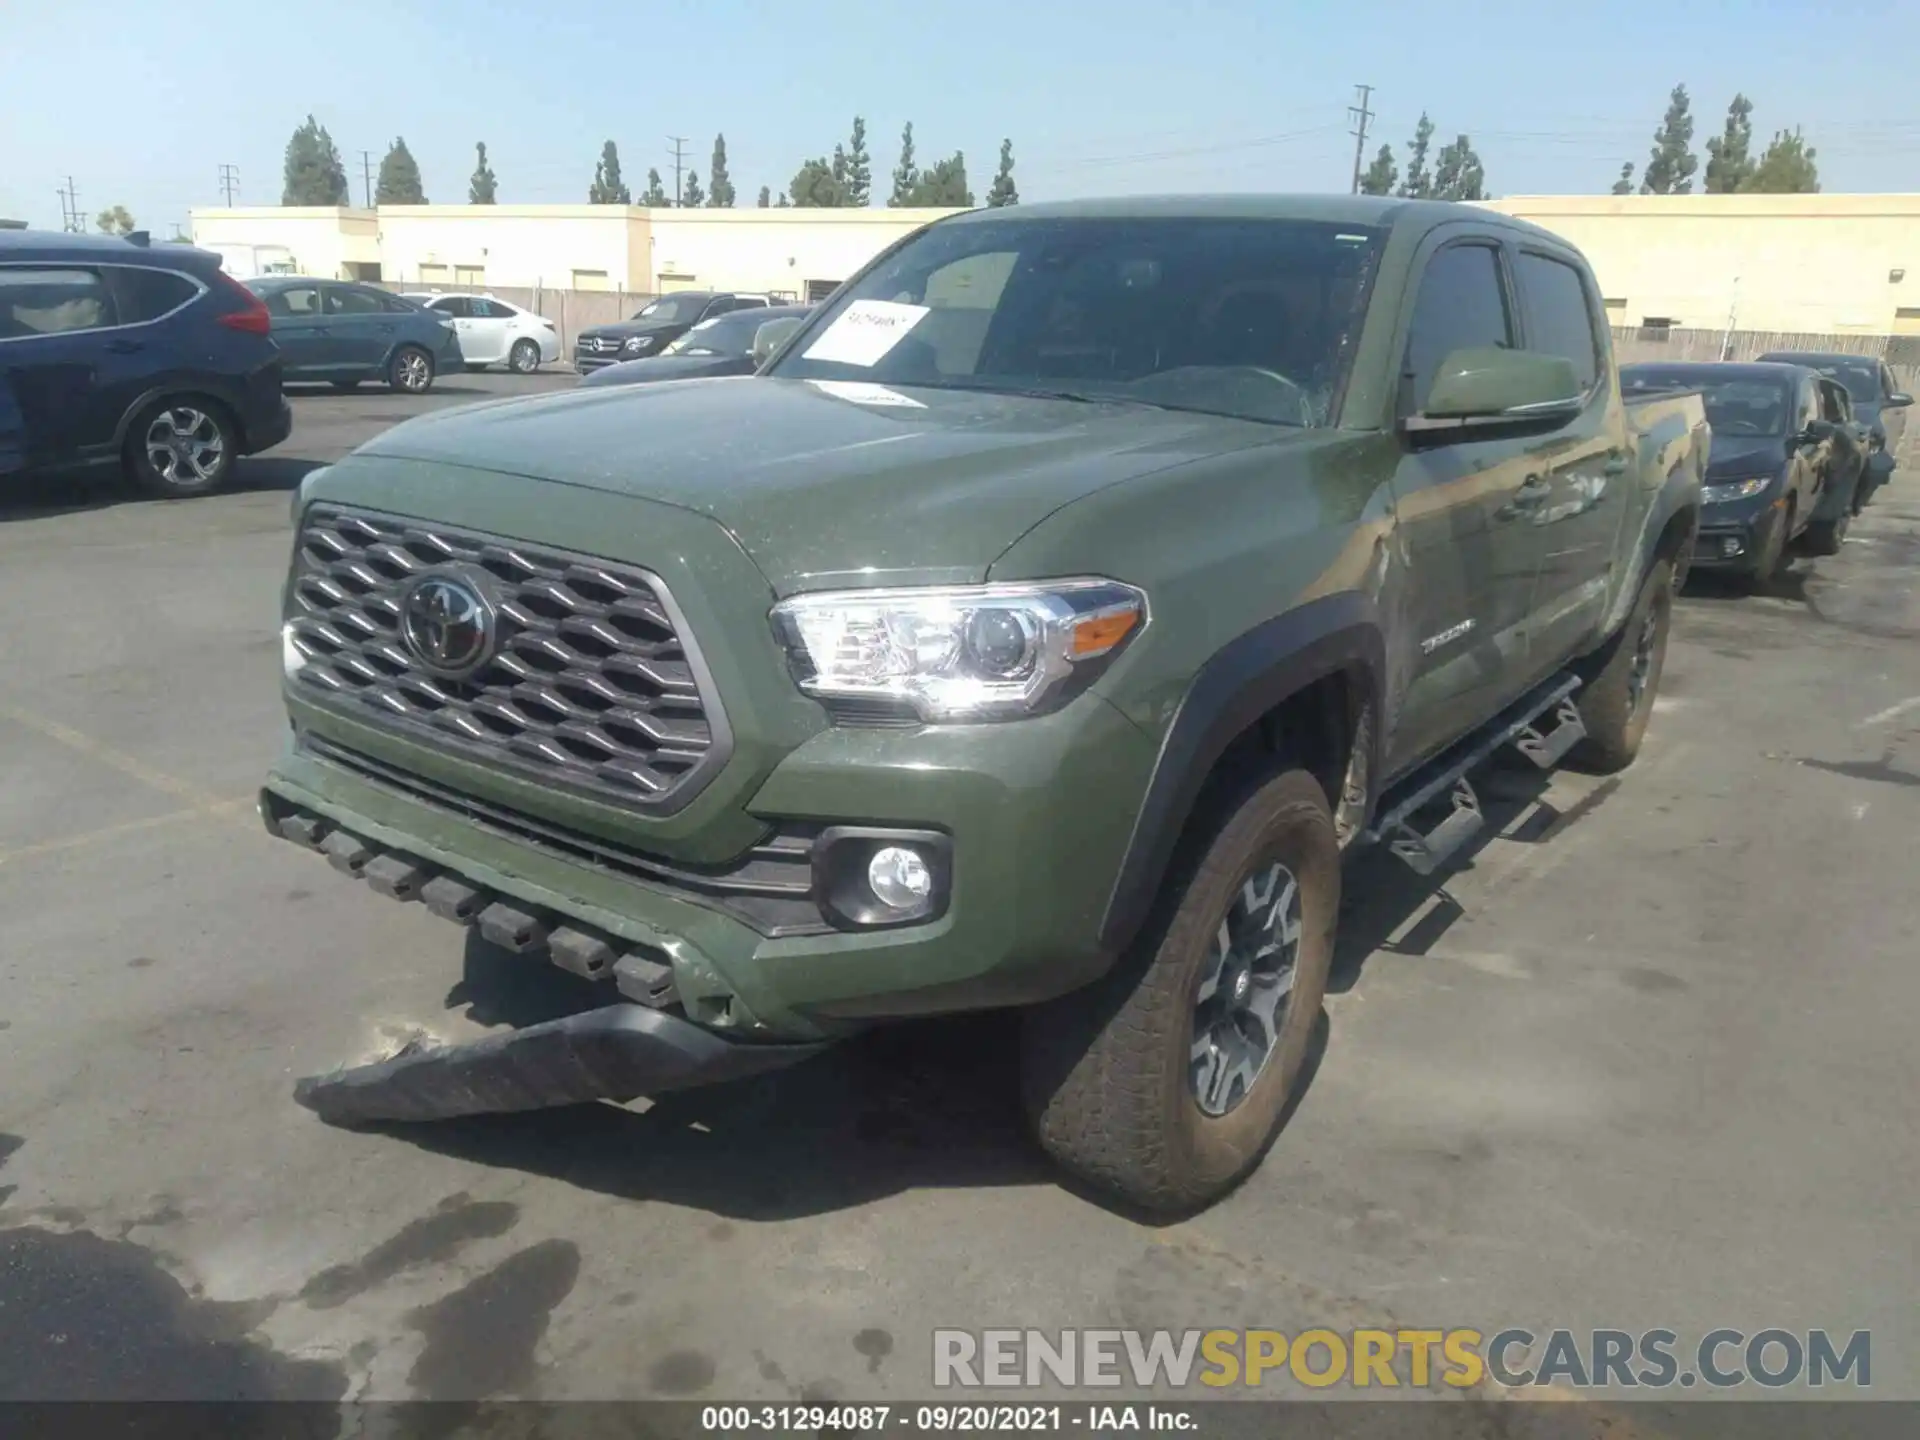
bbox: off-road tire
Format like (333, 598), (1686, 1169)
(122, 396), (237, 499)
(1020, 767), (1339, 1212)
(509, 339), (541, 374)
(1569, 558), (1673, 774)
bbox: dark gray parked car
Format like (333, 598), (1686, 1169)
(1757, 350), (1912, 506)
(578, 303), (812, 388)
(246, 277), (464, 393)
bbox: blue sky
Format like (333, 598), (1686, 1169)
(4, 0), (1917, 234)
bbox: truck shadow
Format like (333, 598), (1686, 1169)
(374, 932), (1329, 1224)
(0, 454), (320, 522)
(1329, 757), (1616, 992)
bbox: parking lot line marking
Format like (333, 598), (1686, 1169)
(0, 704), (231, 811)
(1858, 695), (1920, 727)
(0, 800), (255, 868)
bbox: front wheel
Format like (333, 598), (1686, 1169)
(1800, 507), (1850, 557)
(389, 345), (435, 394)
(123, 399), (236, 498)
(508, 339), (541, 374)
(1021, 767), (1338, 1212)
(1569, 558), (1673, 773)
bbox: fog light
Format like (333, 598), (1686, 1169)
(868, 846), (933, 910)
(1721, 537), (1743, 557)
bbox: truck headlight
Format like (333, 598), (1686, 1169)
(771, 580), (1146, 722)
(1701, 477), (1772, 505)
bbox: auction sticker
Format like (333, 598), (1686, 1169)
(805, 379), (927, 408)
(802, 299), (930, 366)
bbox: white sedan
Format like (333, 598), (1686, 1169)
(401, 293), (560, 373)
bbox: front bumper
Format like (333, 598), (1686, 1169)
(263, 685), (1156, 1045)
(1691, 499), (1782, 570)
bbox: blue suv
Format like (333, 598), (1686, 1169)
(0, 229), (292, 498)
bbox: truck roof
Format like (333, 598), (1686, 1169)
(939, 193), (1567, 244)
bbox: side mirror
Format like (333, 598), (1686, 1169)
(1404, 347), (1584, 435)
(752, 316), (806, 368)
(1886, 391), (1913, 408)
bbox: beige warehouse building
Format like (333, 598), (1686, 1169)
(1484, 192), (1920, 339)
(189, 203), (965, 303)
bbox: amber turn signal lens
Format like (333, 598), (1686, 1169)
(1071, 609), (1140, 658)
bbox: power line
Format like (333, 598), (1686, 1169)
(218, 163), (240, 206)
(668, 135), (689, 205)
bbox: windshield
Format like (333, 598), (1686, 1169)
(767, 216), (1385, 427)
(1624, 372), (1791, 436)
(1788, 359), (1879, 404)
(631, 294), (708, 325)
(664, 307), (775, 356)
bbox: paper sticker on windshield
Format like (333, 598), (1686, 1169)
(806, 379), (926, 409)
(802, 299), (929, 367)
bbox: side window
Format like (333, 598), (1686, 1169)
(736, 296), (768, 310)
(1516, 251), (1600, 391)
(1402, 243), (1512, 412)
(431, 297), (470, 318)
(0, 267), (116, 338)
(324, 286), (386, 316)
(476, 299), (512, 318)
(380, 291), (416, 313)
(107, 267), (200, 324)
(702, 297), (735, 319)
(264, 284), (321, 318)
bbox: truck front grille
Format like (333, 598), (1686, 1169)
(286, 506), (730, 814)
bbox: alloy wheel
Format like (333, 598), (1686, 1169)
(143, 407), (225, 488)
(397, 351), (431, 391)
(1190, 862), (1302, 1118)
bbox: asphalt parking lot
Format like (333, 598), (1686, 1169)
(2, 372), (1917, 1422)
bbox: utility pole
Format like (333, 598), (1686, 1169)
(218, 163), (240, 205)
(57, 176), (82, 231)
(360, 150), (375, 208)
(1347, 84), (1375, 195)
(668, 135), (689, 206)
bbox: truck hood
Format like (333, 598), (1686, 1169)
(356, 376), (1284, 593)
(1704, 434), (1788, 480)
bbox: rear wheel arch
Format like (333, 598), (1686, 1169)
(1098, 594), (1384, 955)
(113, 382), (248, 451)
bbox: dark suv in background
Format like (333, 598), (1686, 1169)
(1758, 350), (1912, 506)
(574, 291), (771, 371)
(0, 229), (291, 497)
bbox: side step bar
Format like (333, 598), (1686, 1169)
(294, 1003), (827, 1127)
(1360, 672), (1585, 876)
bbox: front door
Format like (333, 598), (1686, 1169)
(1384, 235), (1540, 776)
(1509, 247), (1631, 675)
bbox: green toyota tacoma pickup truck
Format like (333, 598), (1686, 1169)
(265, 197), (1706, 1210)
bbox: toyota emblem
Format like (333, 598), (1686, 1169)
(399, 573), (496, 680)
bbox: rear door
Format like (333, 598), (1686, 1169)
(1509, 245), (1631, 673)
(1385, 233), (1539, 774)
(261, 282), (329, 375)
(322, 284), (397, 374)
(465, 298), (514, 362)
(0, 263), (122, 466)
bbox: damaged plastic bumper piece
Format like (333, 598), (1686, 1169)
(257, 787), (682, 1010)
(293, 1002), (826, 1126)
